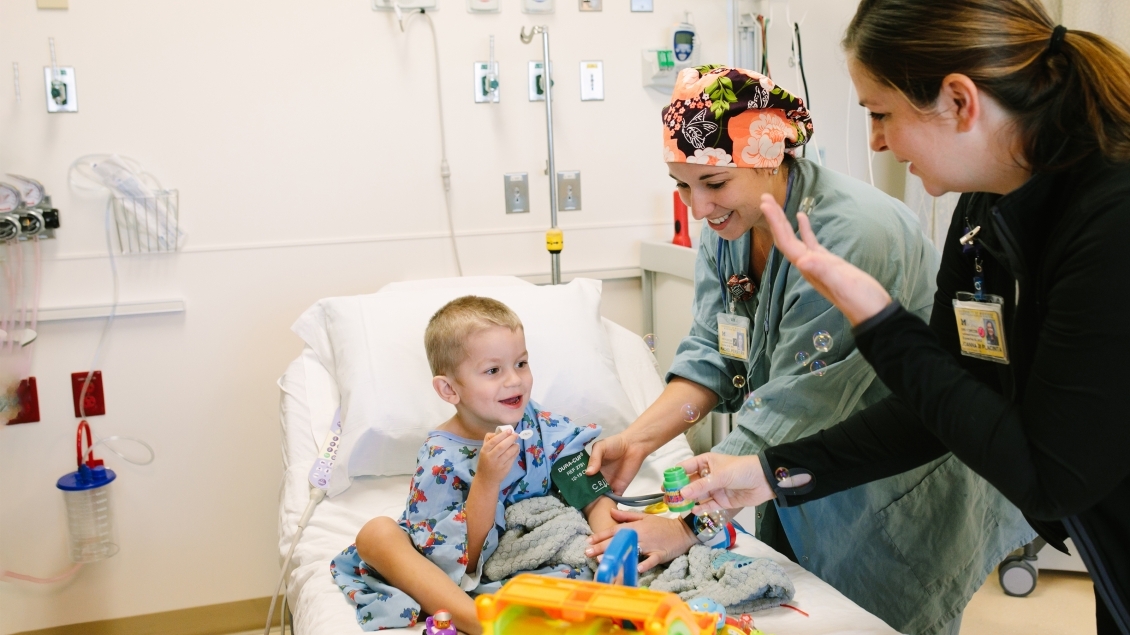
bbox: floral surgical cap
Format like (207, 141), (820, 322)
(662, 65), (814, 169)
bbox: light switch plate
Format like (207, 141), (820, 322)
(630, 0), (653, 11)
(505, 173), (530, 213)
(580, 61), (604, 101)
(557, 171), (581, 211)
(474, 62), (500, 103)
(43, 67), (77, 113)
(579, 0), (601, 11)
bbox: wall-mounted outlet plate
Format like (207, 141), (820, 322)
(43, 67), (77, 113)
(557, 171), (581, 211)
(372, 0), (437, 10)
(474, 62), (500, 103)
(6, 377), (40, 425)
(630, 0), (653, 11)
(528, 62), (553, 101)
(580, 61), (604, 101)
(71, 371), (106, 417)
(504, 173), (529, 213)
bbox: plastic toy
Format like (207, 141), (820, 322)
(476, 530), (717, 634)
(688, 597), (725, 630)
(663, 467), (695, 513)
(424, 609), (457, 635)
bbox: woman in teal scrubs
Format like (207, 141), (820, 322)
(585, 66), (1032, 635)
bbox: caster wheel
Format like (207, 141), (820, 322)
(999, 557), (1038, 597)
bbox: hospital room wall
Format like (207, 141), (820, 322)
(0, 1), (896, 632)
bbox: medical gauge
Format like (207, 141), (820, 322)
(467, 0), (500, 12)
(6, 174), (45, 208)
(673, 13), (697, 66)
(0, 183), (22, 213)
(523, 0), (554, 14)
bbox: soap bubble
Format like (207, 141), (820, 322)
(693, 511), (727, 539)
(809, 359), (828, 376)
(794, 351), (811, 366)
(681, 403), (701, 423)
(732, 375), (746, 388)
(643, 334), (657, 352)
(813, 330), (834, 353)
(743, 393), (764, 412)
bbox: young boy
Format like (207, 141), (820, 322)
(331, 296), (617, 633)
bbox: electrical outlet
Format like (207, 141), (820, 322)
(557, 171), (581, 211)
(504, 173), (529, 213)
(6, 377), (40, 424)
(71, 371), (106, 417)
(580, 61), (604, 101)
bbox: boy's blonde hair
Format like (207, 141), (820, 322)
(424, 296), (523, 376)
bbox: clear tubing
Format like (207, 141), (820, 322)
(1, 563), (82, 584)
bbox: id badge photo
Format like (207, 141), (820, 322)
(952, 292), (1009, 364)
(718, 312), (751, 361)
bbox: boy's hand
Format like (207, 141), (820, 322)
(477, 430), (520, 486)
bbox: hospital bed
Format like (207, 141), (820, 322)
(276, 276), (902, 635)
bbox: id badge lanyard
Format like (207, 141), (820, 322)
(716, 171), (795, 362)
(953, 222), (1010, 364)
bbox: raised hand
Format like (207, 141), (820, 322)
(760, 193), (893, 326)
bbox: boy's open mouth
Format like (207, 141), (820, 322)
(499, 395), (522, 407)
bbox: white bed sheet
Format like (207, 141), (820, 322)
(278, 319), (901, 635)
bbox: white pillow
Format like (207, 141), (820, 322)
(291, 277), (639, 496)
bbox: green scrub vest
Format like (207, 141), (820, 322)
(667, 158), (1034, 635)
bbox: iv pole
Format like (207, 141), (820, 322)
(521, 25), (562, 285)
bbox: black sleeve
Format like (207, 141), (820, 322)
(848, 196), (1130, 520)
(763, 198), (984, 505)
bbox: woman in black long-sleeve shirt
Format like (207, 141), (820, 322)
(677, 1), (1130, 633)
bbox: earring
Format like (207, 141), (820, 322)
(772, 167), (780, 175)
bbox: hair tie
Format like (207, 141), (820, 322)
(1048, 25), (1068, 54)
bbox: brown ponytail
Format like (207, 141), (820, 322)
(844, 0), (1130, 171)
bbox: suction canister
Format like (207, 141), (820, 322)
(56, 421), (119, 563)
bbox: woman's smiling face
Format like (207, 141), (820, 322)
(668, 162), (780, 241)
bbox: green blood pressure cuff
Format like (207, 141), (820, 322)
(551, 450), (610, 510)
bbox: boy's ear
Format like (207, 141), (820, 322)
(433, 375), (460, 406)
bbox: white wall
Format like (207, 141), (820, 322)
(0, 1), (891, 632)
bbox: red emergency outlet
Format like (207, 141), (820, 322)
(71, 371), (106, 417)
(7, 377), (41, 424)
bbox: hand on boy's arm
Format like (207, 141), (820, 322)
(464, 431), (518, 572)
(582, 494), (618, 535)
(585, 509), (697, 573)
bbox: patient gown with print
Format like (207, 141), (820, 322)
(331, 401), (602, 631)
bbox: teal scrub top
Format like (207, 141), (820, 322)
(667, 158), (1034, 635)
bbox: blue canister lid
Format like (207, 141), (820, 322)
(56, 464), (117, 491)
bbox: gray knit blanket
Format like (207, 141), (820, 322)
(483, 496), (598, 582)
(642, 546), (795, 613)
(482, 497), (793, 614)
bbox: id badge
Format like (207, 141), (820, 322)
(952, 293), (1009, 364)
(718, 313), (751, 361)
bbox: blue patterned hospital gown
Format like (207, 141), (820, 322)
(330, 401), (602, 631)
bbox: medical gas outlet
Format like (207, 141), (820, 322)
(528, 62), (553, 101)
(474, 62), (500, 103)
